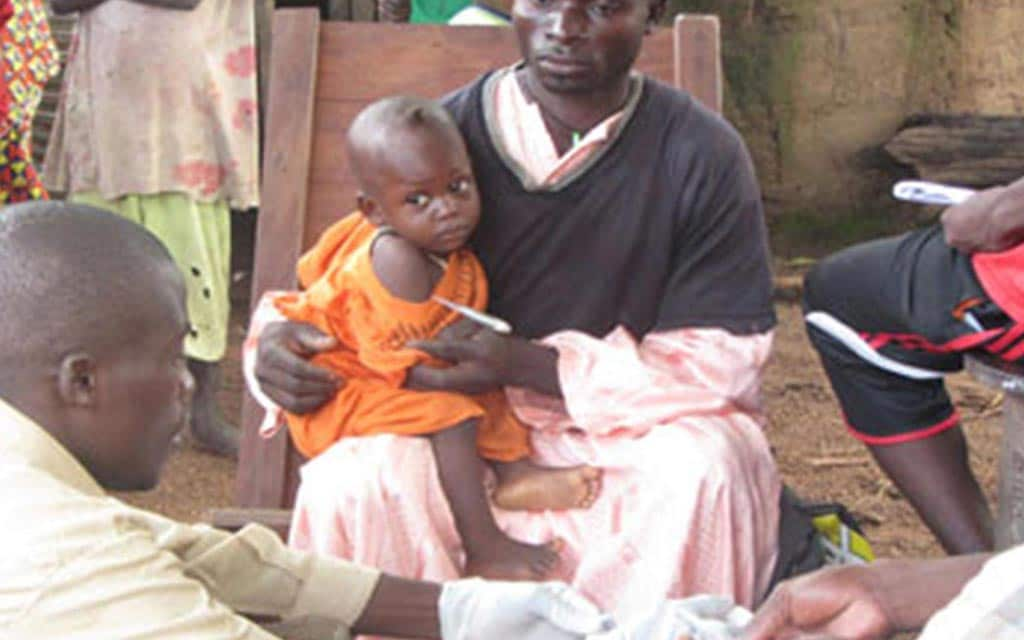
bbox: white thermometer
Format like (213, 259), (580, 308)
(892, 180), (976, 206)
(432, 296), (513, 334)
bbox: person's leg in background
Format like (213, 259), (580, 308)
(803, 233), (995, 554)
(804, 324), (993, 554)
(870, 427), (992, 553)
(71, 191), (239, 457)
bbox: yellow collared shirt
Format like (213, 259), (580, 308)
(0, 398), (381, 639)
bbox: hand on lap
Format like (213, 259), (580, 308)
(255, 321), (341, 414)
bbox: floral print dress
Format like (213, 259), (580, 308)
(42, 0), (258, 209)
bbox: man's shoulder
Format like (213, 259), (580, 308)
(634, 76), (749, 177)
(0, 463), (129, 615)
(369, 234), (439, 303)
(0, 463), (122, 546)
(639, 75), (743, 145)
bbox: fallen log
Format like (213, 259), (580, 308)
(884, 114), (1024, 189)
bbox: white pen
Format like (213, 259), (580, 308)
(433, 295), (513, 334)
(892, 180), (976, 206)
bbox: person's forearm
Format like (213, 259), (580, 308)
(504, 339), (562, 398)
(991, 176), (1024, 243)
(352, 575), (443, 639)
(50, 0), (107, 14)
(871, 554), (991, 631)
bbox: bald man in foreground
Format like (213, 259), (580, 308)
(0, 201), (622, 639)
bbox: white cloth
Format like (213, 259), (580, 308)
(592, 596), (751, 640)
(919, 544), (1024, 639)
(440, 579), (612, 639)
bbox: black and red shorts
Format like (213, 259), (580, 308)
(803, 226), (1023, 445)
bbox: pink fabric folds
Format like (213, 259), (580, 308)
(286, 323), (781, 633)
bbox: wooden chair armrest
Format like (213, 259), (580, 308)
(208, 507), (294, 540)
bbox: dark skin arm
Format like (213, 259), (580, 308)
(409, 330), (562, 397)
(741, 554), (991, 640)
(351, 575), (442, 638)
(371, 234), (442, 303)
(253, 279), (561, 414)
(942, 174), (1024, 253)
(254, 321), (341, 414)
(369, 234), (564, 398)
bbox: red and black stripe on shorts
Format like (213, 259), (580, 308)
(803, 226), (1020, 444)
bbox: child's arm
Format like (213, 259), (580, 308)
(345, 234), (447, 383)
(371, 234), (442, 302)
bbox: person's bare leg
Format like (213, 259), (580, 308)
(868, 425), (993, 554)
(429, 419), (561, 580)
(491, 459), (602, 511)
(187, 358), (240, 458)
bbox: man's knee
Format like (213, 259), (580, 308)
(645, 421), (771, 486)
(802, 257), (839, 313)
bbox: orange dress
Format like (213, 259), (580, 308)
(275, 214), (531, 461)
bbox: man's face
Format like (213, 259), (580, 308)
(79, 265), (195, 491)
(513, 0), (655, 94)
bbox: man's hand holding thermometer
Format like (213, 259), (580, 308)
(894, 177), (1024, 253)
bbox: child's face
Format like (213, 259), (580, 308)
(364, 126), (481, 256)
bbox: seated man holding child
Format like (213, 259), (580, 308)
(251, 0), (783, 618)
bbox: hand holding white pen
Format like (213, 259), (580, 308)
(895, 177), (1024, 253)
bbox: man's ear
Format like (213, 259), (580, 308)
(57, 352), (98, 408)
(645, 0), (666, 33)
(358, 192), (386, 227)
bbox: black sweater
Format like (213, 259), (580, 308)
(444, 73), (776, 340)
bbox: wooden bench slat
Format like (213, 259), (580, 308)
(237, 8), (322, 509)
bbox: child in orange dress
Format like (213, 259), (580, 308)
(275, 96), (601, 581)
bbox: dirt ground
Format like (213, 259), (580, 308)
(116, 285), (1006, 564)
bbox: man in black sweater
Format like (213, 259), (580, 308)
(253, 0), (782, 612)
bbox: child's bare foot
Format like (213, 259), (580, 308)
(492, 461), (602, 511)
(464, 537), (563, 581)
